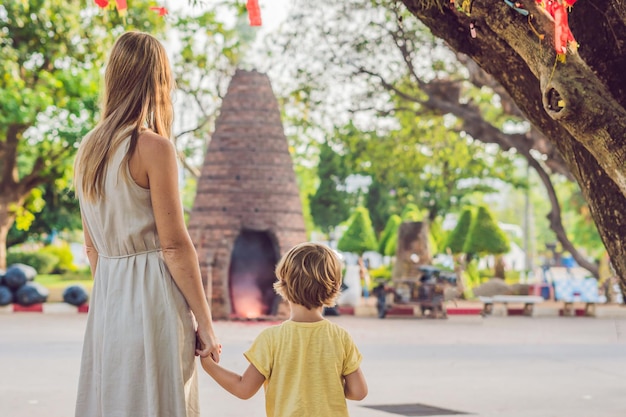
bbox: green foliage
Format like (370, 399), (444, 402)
(309, 142), (350, 234)
(337, 207), (378, 255)
(39, 244), (76, 273)
(446, 207), (474, 254)
(369, 264), (392, 281)
(464, 205), (510, 255)
(464, 259), (481, 288)
(6, 250), (58, 275)
(384, 232), (397, 257)
(0, 0), (166, 267)
(428, 231), (438, 256)
(400, 203), (424, 221)
(8, 184), (80, 247)
(429, 216), (446, 256)
(365, 178), (398, 234)
(378, 214), (401, 255)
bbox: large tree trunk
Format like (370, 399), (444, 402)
(401, 0), (626, 297)
(392, 221), (431, 280)
(0, 124), (44, 269)
(0, 197), (18, 270)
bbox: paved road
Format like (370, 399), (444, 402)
(0, 313), (625, 417)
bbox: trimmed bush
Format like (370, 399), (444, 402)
(446, 207), (474, 254)
(3, 263), (37, 290)
(400, 203), (424, 221)
(63, 285), (89, 306)
(464, 205), (510, 255)
(369, 265), (392, 281)
(0, 285), (12, 306)
(39, 244), (76, 273)
(14, 282), (49, 306)
(337, 207), (378, 255)
(378, 215), (401, 255)
(7, 251), (58, 275)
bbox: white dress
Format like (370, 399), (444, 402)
(75, 137), (199, 417)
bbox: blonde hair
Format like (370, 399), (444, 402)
(273, 243), (343, 309)
(74, 31), (174, 201)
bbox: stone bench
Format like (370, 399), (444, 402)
(479, 295), (545, 316)
(554, 278), (600, 317)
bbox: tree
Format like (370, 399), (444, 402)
(446, 207), (474, 254)
(0, 0), (165, 269)
(264, 0), (600, 278)
(464, 205), (510, 278)
(365, 177), (398, 234)
(337, 207), (378, 256)
(398, 1), (626, 290)
(309, 142), (350, 236)
(378, 214), (402, 255)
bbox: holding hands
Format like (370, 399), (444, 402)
(195, 325), (222, 362)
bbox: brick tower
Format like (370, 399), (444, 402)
(188, 70), (307, 319)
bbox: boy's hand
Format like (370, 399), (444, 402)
(195, 329), (222, 362)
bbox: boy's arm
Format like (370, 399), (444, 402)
(344, 367), (368, 401)
(201, 357), (265, 400)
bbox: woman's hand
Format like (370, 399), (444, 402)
(195, 326), (221, 362)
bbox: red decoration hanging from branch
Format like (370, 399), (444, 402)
(542, 0), (578, 61)
(150, 6), (169, 17)
(94, 1), (168, 19)
(115, 0), (127, 17)
(247, 0), (262, 26)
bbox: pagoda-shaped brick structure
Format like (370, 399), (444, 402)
(188, 70), (307, 319)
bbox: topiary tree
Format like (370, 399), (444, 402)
(337, 207), (378, 256)
(464, 205), (510, 278)
(378, 214), (401, 255)
(309, 142), (350, 238)
(429, 216), (446, 257)
(446, 207), (474, 255)
(400, 203), (424, 221)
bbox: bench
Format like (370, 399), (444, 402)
(554, 278), (600, 317)
(479, 295), (545, 317)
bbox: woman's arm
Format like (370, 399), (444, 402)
(82, 219), (98, 276)
(138, 131), (219, 360)
(344, 368), (368, 400)
(200, 358), (265, 400)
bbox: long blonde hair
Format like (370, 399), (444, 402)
(75, 31), (174, 201)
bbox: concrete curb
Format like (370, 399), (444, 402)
(0, 303), (88, 314)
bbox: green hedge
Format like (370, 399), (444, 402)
(39, 244), (76, 273)
(7, 251), (58, 275)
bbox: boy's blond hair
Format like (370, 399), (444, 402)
(273, 242), (342, 309)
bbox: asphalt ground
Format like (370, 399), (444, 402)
(1, 313), (625, 417)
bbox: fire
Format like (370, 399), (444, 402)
(231, 274), (265, 318)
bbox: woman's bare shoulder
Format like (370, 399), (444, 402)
(136, 131), (175, 159)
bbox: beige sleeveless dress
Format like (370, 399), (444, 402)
(75, 136), (199, 417)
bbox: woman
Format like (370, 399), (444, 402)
(73, 31), (220, 416)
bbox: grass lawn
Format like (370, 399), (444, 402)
(36, 273), (93, 290)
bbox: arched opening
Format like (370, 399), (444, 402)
(228, 229), (281, 318)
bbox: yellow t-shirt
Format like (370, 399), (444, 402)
(244, 319), (362, 417)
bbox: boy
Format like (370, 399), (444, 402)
(200, 242), (368, 416)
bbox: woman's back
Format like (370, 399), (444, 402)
(77, 134), (160, 258)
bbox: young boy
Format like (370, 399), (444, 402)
(200, 242), (368, 416)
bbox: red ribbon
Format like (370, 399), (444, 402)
(150, 6), (168, 16)
(247, 0), (262, 26)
